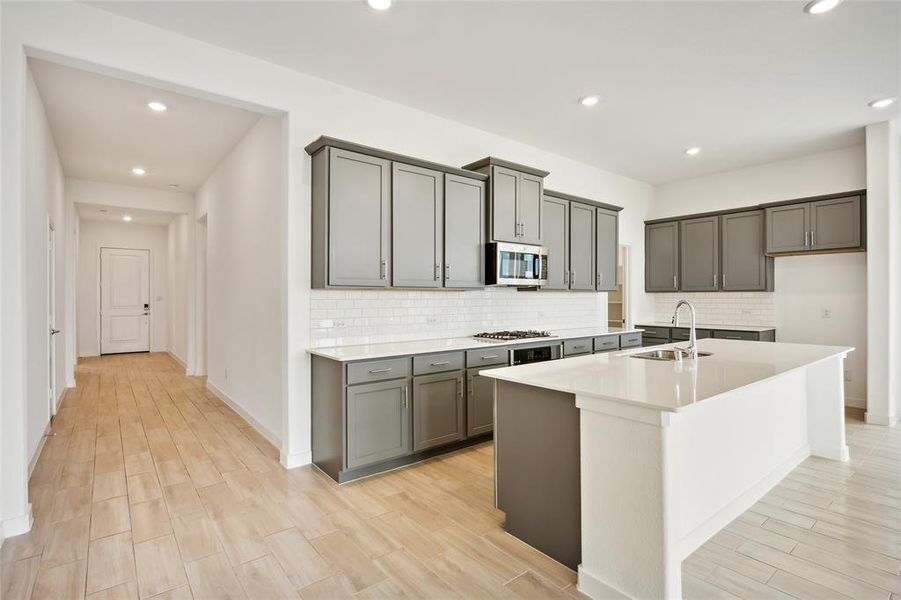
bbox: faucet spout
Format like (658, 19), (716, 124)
(673, 300), (698, 359)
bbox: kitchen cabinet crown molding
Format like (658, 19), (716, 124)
(305, 135), (489, 181)
(461, 156), (550, 178)
(544, 188), (623, 213)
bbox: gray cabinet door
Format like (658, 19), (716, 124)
(810, 196), (860, 251)
(722, 210), (767, 291)
(491, 166), (519, 242)
(596, 208), (618, 292)
(328, 148), (390, 287)
(444, 175), (485, 288)
(346, 377), (411, 469)
(466, 367), (495, 437)
(645, 221), (680, 292)
(412, 371), (465, 451)
(569, 202), (595, 290)
(680, 216), (719, 291)
(392, 163), (443, 288)
(518, 173), (544, 244)
(766, 203), (810, 253)
(541, 195), (569, 290)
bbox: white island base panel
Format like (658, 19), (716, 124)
(576, 355), (849, 600)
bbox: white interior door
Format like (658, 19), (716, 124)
(48, 223), (58, 414)
(100, 247), (151, 354)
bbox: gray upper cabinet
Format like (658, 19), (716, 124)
(412, 371), (465, 452)
(466, 367), (495, 437)
(518, 174), (544, 245)
(766, 203), (810, 254)
(324, 148), (391, 287)
(443, 175), (486, 288)
(392, 163), (444, 288)
(346, 377), (411, 470)
(491, 166), (520, 242)
(722, 210), (771, 291)
(542, 195), (570, 290)
(810, 196), (861, 251)
(596, 208), (618, 292)
(680, 216), (719, 291)
(646, 221), (680, 292)
(569, 203), (595, 290)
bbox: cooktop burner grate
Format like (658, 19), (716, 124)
(473, 330), (553, 341)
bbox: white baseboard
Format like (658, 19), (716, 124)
(865, 411), (901, 426)
(577, 565), (630, 600)
(205, 380), (282, 448)
(1, 505), (33, 541)
(280, 450), (312, 470)
(28, 423), (53, 478)
(168, 351), (187, 370)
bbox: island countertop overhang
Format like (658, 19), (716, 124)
(481, 339), (853, 412)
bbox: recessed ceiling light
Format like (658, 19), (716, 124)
(868, 97), (897, 109)
(579, 95), (600, 107)
(122, 215), (133, 222)
(147, 101), (167, 112)
(685, 147), (702, 156)
(804, 0), (841, 14)
(367, 0), (391, 10)
(131, 167), (146, 176)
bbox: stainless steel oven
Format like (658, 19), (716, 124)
(510, 342), (562, 365)
(486, 242), (548, 286)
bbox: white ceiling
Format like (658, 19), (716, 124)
(89, 1), (900, 184)
(29, 58), (263, 192)
(77, 202), (176, 226)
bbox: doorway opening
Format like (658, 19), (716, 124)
(99, 247), (151, 354)
(608, 245), (630, 328)
(195, 214), (208, 376)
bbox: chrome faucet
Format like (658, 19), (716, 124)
(673, 300), (698, 359)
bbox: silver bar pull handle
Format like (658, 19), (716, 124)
(368, 367), (392, 374)
(723, 273), (726, 288)
(571, 271), (575, 284)
(480, 355), (499, 360)
(713, 274), (717, 288)
(402, 386), (408, 408)
(811, 230), (816, 247)
(380, 258), (387, 279)
(445, 264), (451, 280)
(673, 275), (677, 289)
(429, 361), (450, 366)
(804, 231), (809, 247)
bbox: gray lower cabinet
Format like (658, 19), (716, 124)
(444, 175), (485, 288)
(766, 203), (810, 254)
(563, 338), (592, 356)
(645, 221), (680, 291)
(569, 203), (596, 290)
(542, 195), (570, 290)
(346, 377), (412, 469)
(722, 210), (772, 291)
(810, 196), (861, 251)
(322, 148), (391, 287)
(596, 208), (618, 292)
(412, 371), (465, 452)
(680, 216), (719, 291)
(466, 367), (495, 437)
(636, 325), (775, 344)
(392, 163), (444, 288)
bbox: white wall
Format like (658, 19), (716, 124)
(23, 65), (66, 476)
(167, 214), (190, 365)
(654, 145), (868, 406)
(77, 219), (170, 356)
(67, 177), (194, 214)
(195, 116), (283, 444)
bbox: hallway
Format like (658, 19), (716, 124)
(3, 354), (901, 599)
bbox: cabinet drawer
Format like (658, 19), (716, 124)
(593, 335), (619, 353)
(671, 328), (712, 341)
(642, 337), (669, 347)
(413, 352), (464, 375)
(347, 357), (411, 385)
(466, 347), (508, 367)
(564, 338), (593, 356)
(637, 325), (668, 339)
(620, 333), (642, 348)
(713, 330), (758, 341)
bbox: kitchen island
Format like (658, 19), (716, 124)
(483, 338), (852, 600)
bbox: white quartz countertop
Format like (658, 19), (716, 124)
(637, 321), (776, 333)
(481, 339), (852, 412)
(308, 326), (642, 362)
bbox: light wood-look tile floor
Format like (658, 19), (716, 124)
(1, 353), (900, 599)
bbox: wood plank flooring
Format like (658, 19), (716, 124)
(1, 352), (899, 599)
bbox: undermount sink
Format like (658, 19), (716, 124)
(631, 349), (714, 361)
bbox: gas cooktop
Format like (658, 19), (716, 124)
(473, 330), (554, 341)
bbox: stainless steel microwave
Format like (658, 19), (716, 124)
(486, 242), (548, 286)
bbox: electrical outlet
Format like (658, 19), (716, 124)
(822, 308), (832, 319)
(844, 369), (851, 382)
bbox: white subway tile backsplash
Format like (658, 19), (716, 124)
(310, 287), (609, 347)
(652, 292), (775, 326)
